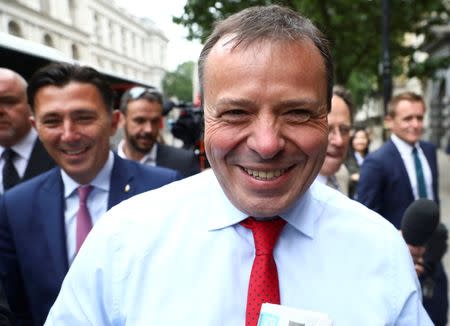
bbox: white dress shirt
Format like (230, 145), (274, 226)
(0, 128), (37, 193)
(46, 169), (431, 325)
(62, 151), (114, 264)
(391, 134), (434, 200)
(117, 139), (157, 166)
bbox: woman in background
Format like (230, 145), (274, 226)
(345, 127), (370, 199)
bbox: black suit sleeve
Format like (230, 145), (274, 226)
(0, 282), (12, 326)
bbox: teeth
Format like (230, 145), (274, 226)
(244, 168), (286, 180)
(63, 149), (85, 155)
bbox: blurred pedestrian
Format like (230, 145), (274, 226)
(0, 68), (54, 194)
(345, 127), (370, 198)
(118, 88), (200, 178)
(316, 85), (353, 195)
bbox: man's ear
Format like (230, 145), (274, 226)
(118, 112), (126, 128)
(384, 115), (392, 130)
(30, 115), (37, 129)
(110, 110), (121, 136)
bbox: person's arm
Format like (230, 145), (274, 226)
(0, 282), (13, 326)
(0, 196), (32, 325)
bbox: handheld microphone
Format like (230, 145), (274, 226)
(401, 199), (440, 246)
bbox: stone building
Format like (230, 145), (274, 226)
(0, 0), (168, 89)
(423, 25), (450, 150)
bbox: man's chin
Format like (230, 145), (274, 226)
(321, 158), (342, 175)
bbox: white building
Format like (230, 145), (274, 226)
(0, 0), (168, 89)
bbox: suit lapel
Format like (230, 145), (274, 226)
(23, 139), (55, 181)
(387, 139), (415, 199)
(38, 169), (69, 277)
(108, 154), (136, 209)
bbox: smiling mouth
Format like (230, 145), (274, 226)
(61, 147), (89, 155)
(242, 167), (287, 181)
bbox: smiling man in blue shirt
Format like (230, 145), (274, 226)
(45, 5), (431, 326)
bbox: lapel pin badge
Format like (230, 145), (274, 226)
(124, 184), (130, 192)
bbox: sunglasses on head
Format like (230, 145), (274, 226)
(128, 87), (162, 101)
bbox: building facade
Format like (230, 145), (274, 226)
(0, 0), (168, 88)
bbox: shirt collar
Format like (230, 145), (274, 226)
(0, 128), (37, 160)
(205, 169), (319, 239)
(117, 139), (157, 164)
(391, 134), (418, 156)
(62, 151), (114, 198)
(315, 174), (327, 184)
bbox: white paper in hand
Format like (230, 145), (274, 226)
(258, 303), (333, 326)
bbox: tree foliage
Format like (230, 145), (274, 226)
(174, 0), (449, 106)
(162, 61), (195, 102)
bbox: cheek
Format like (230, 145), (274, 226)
(291, 120), (328, 154)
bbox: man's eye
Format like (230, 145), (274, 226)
(42, 119), (60, 126)
(77, 115), (95, 123)
(223, 109), (246, 116)
(285, 109), (311, 122)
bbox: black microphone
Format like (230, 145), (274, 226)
(401, 199), (440, 246)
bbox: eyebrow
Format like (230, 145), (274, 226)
(215, 97), (321, 109)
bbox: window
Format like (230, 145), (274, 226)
(7, 21), (22, 37)
(43, 33), (54, 47)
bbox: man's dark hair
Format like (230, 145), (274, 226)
(27, 62), (115, 113)
(119, 88), (163, 114)
(198, 5), (334, 111)
(333, 85), (354, 122)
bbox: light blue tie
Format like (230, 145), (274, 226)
(412, 147), (427, 198)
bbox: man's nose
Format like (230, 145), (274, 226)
(61, 120), (80, 141)
(247, 117), (285, 159)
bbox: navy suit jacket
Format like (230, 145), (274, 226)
(357, 139), (439, 229)
(0, 154), (181, 326)
(156, 144), (200, 178)
(21, 139), (55, 183)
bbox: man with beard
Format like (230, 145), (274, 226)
(118, 87), (200, 178)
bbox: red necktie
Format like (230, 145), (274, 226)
(76, 185), (93, 252)
(241, 217), (287, 326)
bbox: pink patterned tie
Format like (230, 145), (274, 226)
(75, 185), (93, 252)
(241, 217), (287, 326)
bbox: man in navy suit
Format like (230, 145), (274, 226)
(357, 91), (447, 325)
(117, 87), (200, 178)
(0, 68), (55, 194)
(0, 63), (181, 326)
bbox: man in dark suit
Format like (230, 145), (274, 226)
(117, 87), (200, 178)
(0, 63), (181, 326)
(0, 68), (54, 194)
(357, 91), (447, 325)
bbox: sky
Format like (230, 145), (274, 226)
(115, 0), (203, 71)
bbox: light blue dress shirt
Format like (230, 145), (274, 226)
(45, 169), (432, 325)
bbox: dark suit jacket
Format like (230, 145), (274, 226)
(21, 139), (55, 184)
(0, 283), (12, 326)
(356, 139), (439, 229)
(0, 154), (181, 326)
(157, 144), (200, 178)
